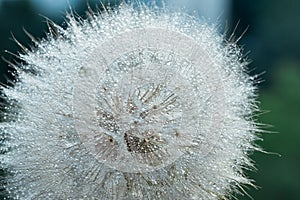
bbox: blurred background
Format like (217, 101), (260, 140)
(0, 0), (299, 199)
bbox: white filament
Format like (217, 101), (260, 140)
(0, 3), (259, 200)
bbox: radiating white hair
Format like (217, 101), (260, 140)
(0, 1), (260, 199)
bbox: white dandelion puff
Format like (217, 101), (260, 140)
(0, 2), (260, 199)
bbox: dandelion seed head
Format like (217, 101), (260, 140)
(1, 2), (259, 199)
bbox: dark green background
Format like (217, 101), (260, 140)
(0, 0), (299, 199)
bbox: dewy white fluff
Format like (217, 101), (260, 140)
(0, 2), (260, 200)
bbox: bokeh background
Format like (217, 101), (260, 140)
(0, 0), (299, 199)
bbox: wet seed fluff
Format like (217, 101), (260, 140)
(0, 3), (260, 200)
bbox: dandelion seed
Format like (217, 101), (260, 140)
(0, 2), (260, 199)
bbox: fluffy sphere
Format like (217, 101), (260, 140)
(0, 3), (259, 200)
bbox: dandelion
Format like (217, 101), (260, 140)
(0, 2), (260, 199)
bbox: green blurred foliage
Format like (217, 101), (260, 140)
(231, 1), (300, 199)
(232, 0), (300, 87)
(236, 61), (300, 200)
(0, 0), (48, 85)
